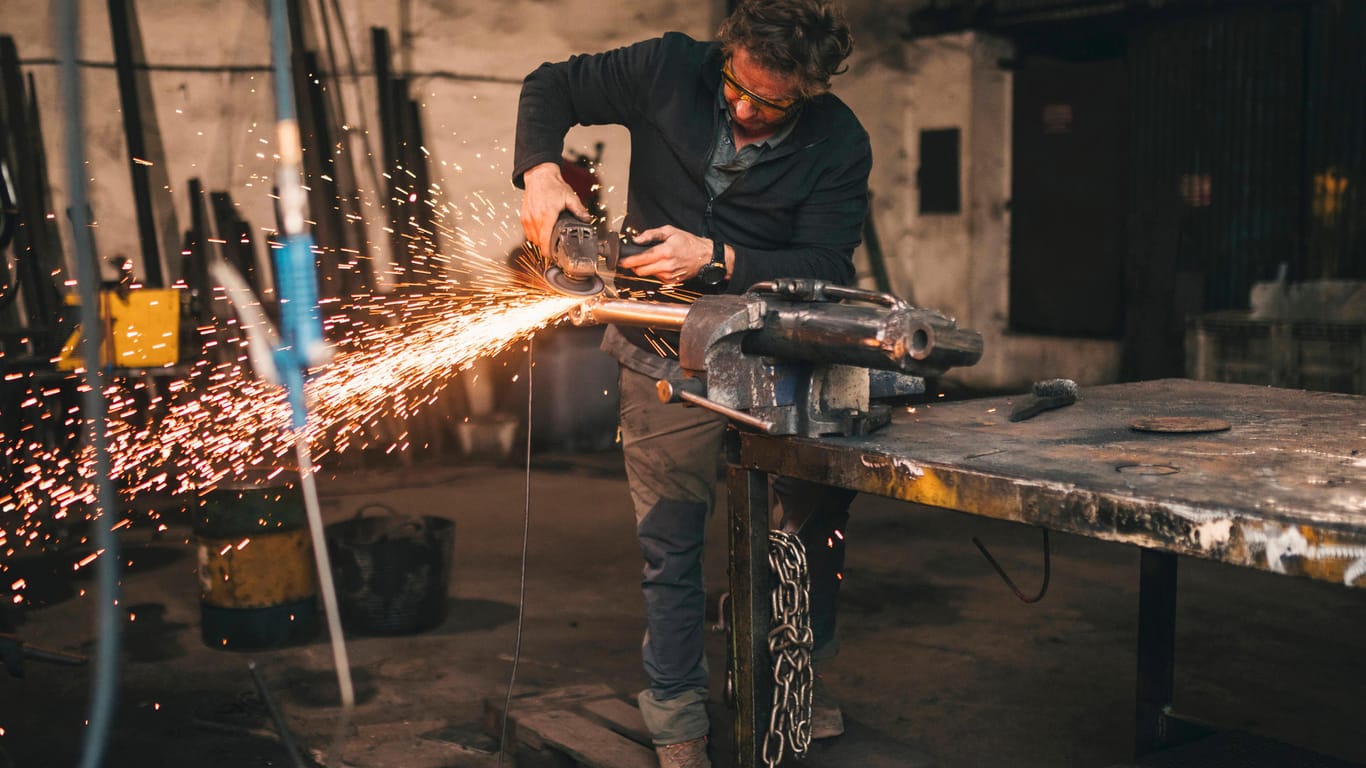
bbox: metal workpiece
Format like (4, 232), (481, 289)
(568, 296), (690, 329)
(736, 298), (982, 375)
(743, 279), (983, 375)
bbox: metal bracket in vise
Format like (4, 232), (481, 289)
(569, 278), (983, 438)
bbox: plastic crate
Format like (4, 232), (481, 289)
(1186, 311), (1365, 394)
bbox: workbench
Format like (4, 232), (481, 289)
(725, 379), (1366, 767)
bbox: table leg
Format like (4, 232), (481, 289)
(1135, 548), (1177, 755)
(728, 465), (771, 768)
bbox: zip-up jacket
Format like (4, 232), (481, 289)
(514, 31), (872, 360)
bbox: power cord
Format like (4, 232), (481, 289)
(498, 335), (534, 767)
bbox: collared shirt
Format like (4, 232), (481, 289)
(704, 84), (799, 199)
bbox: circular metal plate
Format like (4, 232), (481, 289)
(1129, 416), (1231, 433)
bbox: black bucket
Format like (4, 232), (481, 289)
(325, 504), (455, 635)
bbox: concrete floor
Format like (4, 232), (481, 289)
(2, 450), (1364, 767)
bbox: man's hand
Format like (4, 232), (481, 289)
(619, 225), (724, 285)
(520, 162), (591, 255)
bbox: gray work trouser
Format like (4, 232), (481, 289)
(618, 365), (856, 745)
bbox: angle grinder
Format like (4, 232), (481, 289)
(543, 212), (648, 296)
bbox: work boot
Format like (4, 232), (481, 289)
(811, 674), (845, 739)
(655, 736), (711, 768)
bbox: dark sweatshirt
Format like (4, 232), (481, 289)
(514, 31), (872, 361)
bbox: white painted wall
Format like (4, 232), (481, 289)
(5, 0), (696, 288)
(3, 0), (1121, 390)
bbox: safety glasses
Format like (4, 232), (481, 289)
(721, 61), (802, 120)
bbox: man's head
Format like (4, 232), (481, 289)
(717, 0), (854, 100)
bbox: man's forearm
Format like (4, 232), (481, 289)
(512, 64), (574, 188)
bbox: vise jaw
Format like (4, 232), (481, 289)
(663, 292), (914, 436)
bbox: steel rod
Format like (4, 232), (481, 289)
(569, 297), (690, 330)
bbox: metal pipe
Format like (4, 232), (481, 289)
(739, 303), (982, 375)
(569, 297), (690, 330)
(248, 661), (309, 768)
(107, 0), (166, 287)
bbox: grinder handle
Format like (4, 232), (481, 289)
(604, 235), (649, 271)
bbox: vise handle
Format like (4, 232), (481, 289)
(656, 377), (777, 433)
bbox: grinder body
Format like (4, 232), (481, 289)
(543, 212), (647, 296)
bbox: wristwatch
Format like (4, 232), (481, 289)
(697, 239), (727, 286)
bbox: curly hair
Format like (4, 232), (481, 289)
(717, 0), (854, 97)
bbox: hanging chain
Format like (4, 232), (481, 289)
(762, 530), (812, 768)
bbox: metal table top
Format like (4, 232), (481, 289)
(734, 379), (1366, 587)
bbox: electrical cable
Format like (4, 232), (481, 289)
(498, 335), (534, 767)
(972, 527), (1051, 604)
(58, 3), (123, 767)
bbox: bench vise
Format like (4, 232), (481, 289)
(569, 278), (983, 437)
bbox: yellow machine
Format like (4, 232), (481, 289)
(55, 288), (181, 370)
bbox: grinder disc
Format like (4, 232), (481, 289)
(543, 266), (604, 297)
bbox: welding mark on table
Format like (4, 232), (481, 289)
(1244, 524), (1366, 586)
(1191, 519), (1235, 549)
(1163, 447), (1257, 458)
(1115, 463), (1180, 475)
(860, 454), (924, 479)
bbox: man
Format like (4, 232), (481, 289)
(514, 2), (868, 765)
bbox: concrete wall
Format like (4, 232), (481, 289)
(4, 0), (1121, 389)
(844, 30), (1121, 390)
(4, 0), (699, 289)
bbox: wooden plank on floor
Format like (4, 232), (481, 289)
(517, 708), (657, 768)
(484, 683), (618, 747)
(581, 696), (652, 747)
(509, 683), (618, 710)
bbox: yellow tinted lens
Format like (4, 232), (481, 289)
(722, 65), (793, 117)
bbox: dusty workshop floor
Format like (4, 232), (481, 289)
(2, 450), (1364, 768)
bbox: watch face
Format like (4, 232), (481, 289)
(698, 263), (726, 286)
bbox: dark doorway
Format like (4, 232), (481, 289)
(1124, 6), (1305, 380)
(1009, 44), (1127, 338)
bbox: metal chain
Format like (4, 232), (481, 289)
(762, 530), (812, 768)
